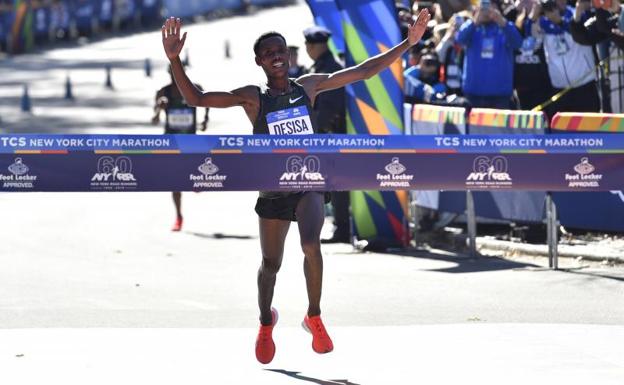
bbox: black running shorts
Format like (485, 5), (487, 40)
(255, 192), (330, 222)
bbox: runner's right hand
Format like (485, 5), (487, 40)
(162, 17), (187, 61)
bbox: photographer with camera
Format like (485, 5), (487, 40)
(529, 0), (600, 113)
(569, 0), (624, 46)
(456, 0), (523, 108)
(568, 0), (623, 112)
(436, 12), (469, 96)
(513, 0), (555, 109)
(404, 51), (448, 103)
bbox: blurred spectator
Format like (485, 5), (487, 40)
(588, 0), (624, 112)
(139, 0), (162, 28)
(74, 0), (96, 37)
(0, 0), (286, 56)
(569, 0), (616, 112)
(287, 45), (306, 78)
(412, 1), (438, 40)
(437, 0), (473, 21)
(304, 26), (345, 134)
(456, 0), (523, 108)
(397, 2), (414, 40)
(405, 51), (447, 103)
(50, 0), (70, 40)
(532, 0), (600, 113)
(32, 0), (51, 45)
(116, 0), (139, 31)
(406, 41), (428, 68)
(0, 0), (10, 52)
(303, 25), (350, 244)
(513, 0), (555, 109)
(98, 0), (115, 32)
(436, 12), (468, 95)
(594, 0), (624, 48)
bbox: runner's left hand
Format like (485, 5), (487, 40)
(408, 9), (431, 46)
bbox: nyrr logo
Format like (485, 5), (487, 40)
(91, 156), (138, 190)
(466, 156), (512, 188)
(280, 155), (325, 181)
(279, 155), (326, 189)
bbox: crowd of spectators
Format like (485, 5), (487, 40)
(0, 1), (168, 54)
(0, 1), (292, 55)
(399, 0), (624, 116)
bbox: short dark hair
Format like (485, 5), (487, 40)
(253, 32), (287, 55)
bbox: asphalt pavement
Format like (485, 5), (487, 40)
(0, 2), (623, 384)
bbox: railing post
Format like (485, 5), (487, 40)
(466, 190), (477, 258)
(546, 192), (558, 270)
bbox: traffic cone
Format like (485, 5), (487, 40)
(225, 40), (230, 59)
(21, 85), (31, 112)
(105, 64), (114, 89)
(65, 75), (74, 100)
(144, 58), (152, 77)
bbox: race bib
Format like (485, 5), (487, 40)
(481, 38), (495, 59)
(266, 106), (314, 135)
(555, 36), (569, 56)
(168, 108), (194, 130)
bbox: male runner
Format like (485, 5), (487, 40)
(152, 65), (209, 231)
(161, 9), (430, 364)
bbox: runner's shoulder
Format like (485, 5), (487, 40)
(232, 85), (261, 105)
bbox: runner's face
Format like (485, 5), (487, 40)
(256, 37), (290, 77)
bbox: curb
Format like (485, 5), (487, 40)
(423, 231), (624, 265)
(475, 236), (624, 264)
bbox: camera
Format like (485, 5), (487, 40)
(540, 0), (557, 12)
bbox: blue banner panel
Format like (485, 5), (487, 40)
(0, 134), (624, 192)
(1, 134), (624, 153)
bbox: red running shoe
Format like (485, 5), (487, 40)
(255, 307), (278, 364)
(171, 216), (183, 232)
(302, 315), (334, 354)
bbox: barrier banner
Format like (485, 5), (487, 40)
(468, 108), (548, 134)
(409, 104), (467, 213)
(549, 112), (624, 231)
(466, 108), (549, 222)
(550, 112), (624, 132)
(0, 134), (623, 192)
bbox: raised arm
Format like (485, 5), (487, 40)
(299, 9), (430, 98)
(161, 17), (257, 111)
